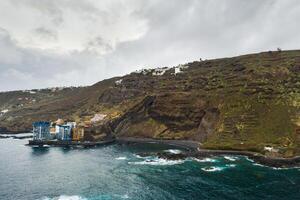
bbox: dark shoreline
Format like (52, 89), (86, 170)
(27, 139), (115, 147)
(116, 137), (300, 168)
(0, 130), (31, 135)
(0, 132), (33, 139)
(116, 137), (200, 150)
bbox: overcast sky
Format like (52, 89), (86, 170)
(0, 0), (299, 91)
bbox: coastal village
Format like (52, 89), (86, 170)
(32, 120), (84, 142)
(25, 64), (190, 146)
(30, 113), (114, 146)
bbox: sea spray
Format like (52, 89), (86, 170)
(128, 157), (185, 166)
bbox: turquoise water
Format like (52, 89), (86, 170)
(0, 138), (299, 200)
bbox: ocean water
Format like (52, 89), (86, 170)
(0, 138), (299, 200)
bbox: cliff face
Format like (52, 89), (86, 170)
(1, 50), (300, 157)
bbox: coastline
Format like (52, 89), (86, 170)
(116, 137), (300, 168)
(2, 132), (299, 168)
(27, 139), (115, 147)
(116, 137), (200, 150)
(0, 130), (31, 135)
(0, 132), (33, 139)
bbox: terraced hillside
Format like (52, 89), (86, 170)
(1, 50), (300, 157)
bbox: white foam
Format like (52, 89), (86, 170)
(134, 154), (144, 159)
(115, 156), (127, 160)
(253, 163), (300, 170)
(253, 163), (265, 167)
(201, 166), (224, 172)
(245, 157), (255, 163)
(226, 164), (236, 168)
(1, 109), (9, 113)
(224, 156), (238, 161)
(192, 158), (217, 163)
(164, 149), (182, 154)
(121, 194), (129, 199)
(41, 195), (86, 200)
(129, 157), (184, 166)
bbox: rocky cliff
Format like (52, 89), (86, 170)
(1, 50), (299, 157)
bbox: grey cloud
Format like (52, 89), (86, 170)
(0, 28), (23, 67)
(86, 37), (113, 54)
(0, 28), (94, 91)
(34, 27), (57, 40)
(11, 0), (64, 26)
(1, 0), (300, 91)
(110, 0), (300, 66)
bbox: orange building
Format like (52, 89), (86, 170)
(72, 127), (84, 141)
(49, 127), (56, 139)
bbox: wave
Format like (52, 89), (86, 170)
(245, 157), (255, 163)
(253, 163), (265, 167)
(41, 194), (130, 200)
(133, 154), (143, 158)
(226, 164), (236, 168)
(115, 156), (127, 160)
(201, 166), (224, 172)
(164, 149), (182, 154)
(128, 157), (185, 166)
(224, 156), (238, 161)
(192, 157), (217, 163)
(253, 163), (300, 170)
(120, 194), (129, 199)
(201, 163), (237, 172)
(41, 195), (86, 200)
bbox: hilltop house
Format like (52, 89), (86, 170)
(32, 121), (51, 141)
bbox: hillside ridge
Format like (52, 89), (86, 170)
(1, 50), (300, 157)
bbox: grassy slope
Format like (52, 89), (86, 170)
(110, 50), (300, 157)
(192, 50), (300, 156)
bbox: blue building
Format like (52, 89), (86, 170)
(56, 125), (72, 141)
(32, 121), (51, 141)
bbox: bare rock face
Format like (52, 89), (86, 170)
(197, 108), (220, 142)
(148, 93), (206, 131)
(111, 93), (220, 141)
(84, 122), (114, 141)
